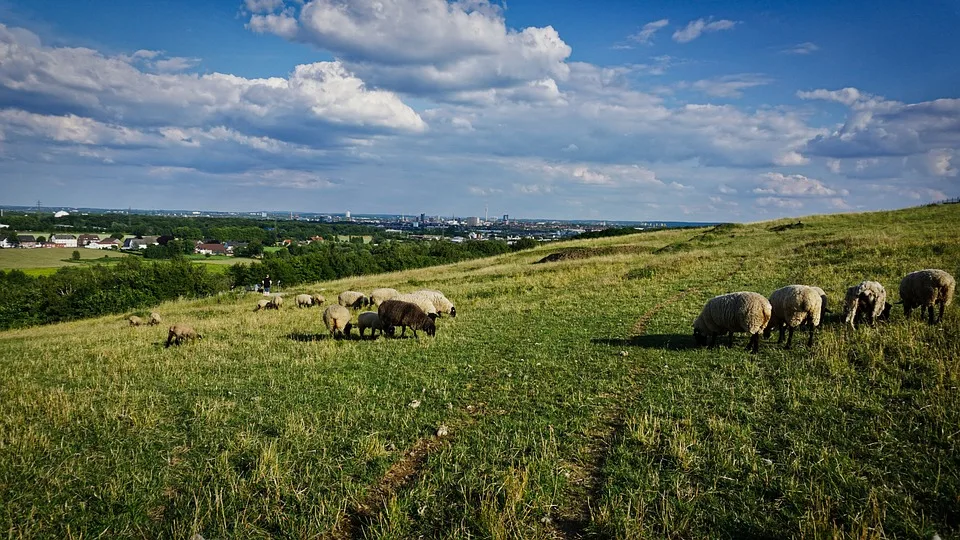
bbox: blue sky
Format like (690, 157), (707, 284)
(0, 0), (958, 221)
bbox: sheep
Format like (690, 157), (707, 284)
(414, 289), (457, 317)
(165, 324), (202, 348)
(378, 299), (437, 338)
(357, 311), (386, 339)
(148, 312), (162, 326)
(323, 305), (354, 339)
(128, 315), (144, 327)
(899, 269), (956, 324)
(370, 288), (400, 307)
(295, 294), (315, 308)
(693, 291), (772, 353)
(764, 285), (822, 348)
(269, 295), (283, 309)
(254, 298), (271, 312)
(254, 296), (282, 311)
(806, 286), (828, 322)
(311, 294), (326, 306)
(842, 281), (887, 329)
(338, 291), (370, 310)
(394, 293), (439, 319)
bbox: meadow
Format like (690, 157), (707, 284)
(0, 204), (958, 538)
(0, 247), (130, 276)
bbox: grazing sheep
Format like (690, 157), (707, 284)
(270, 295), (283, 309)
(394, 293), (439, 319)
(165, 324), (202, 348)
(370, 288), (400, 307)
(378, 299), (437, 338)
(295, 294), (315, 308)
(254, 298), (271, 312)
(806, 286), (829, 322)
(764, 285), (822, 348)
(899, 269), (956, 324)
(357, 311), (385, 339)
(323, 305), (353, 339)
(338, 291), (369, 309)
(148, 312), (162, 326)
(414, 289), (457, 317)
(693, 292), (772, 353)
(128, 315), (144, 327)
(311, 294), (326, 306)
(843, 281), (887, 329)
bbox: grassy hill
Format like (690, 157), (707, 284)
(1, 204), (958, 538)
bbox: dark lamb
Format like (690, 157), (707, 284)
(378, 300), (437, 338)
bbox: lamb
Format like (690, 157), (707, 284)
(357, 311), (386, 339)
(165, 324), (202, 347)
(338, 291), (370, 309)
(128, 315), (144, 327)
(295, 294), (315, 308)
(842, 281), (887, 329)
(414, 289), (457, 317)
(394, 293), (439, 319)
(899, 269), (956, 324)
(148, 312), (162, 326)
(323, 305), (354, 339)
(378, 299), (437, 338)
(764, 285), (822, 348)
(693, 291), (772, 353)
(370, 288), (400, 307)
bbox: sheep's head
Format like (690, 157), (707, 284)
(428, 313), (438, 321)
(878, 302), (892, 322)
(693, 327), (708, 346)
(424, 318), (437, 337)
(449, 306), (457, 318)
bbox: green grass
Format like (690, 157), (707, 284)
(1, 205), (959, 538)
(0, 247), (129, 271)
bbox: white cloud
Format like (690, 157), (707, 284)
(826, 159), (841, 173)
(774, 150), (810, 166)
(783, 42), (819, 55)
(247, 0), (572, 98)
(244, 0), (286, 13)
(690, 74), (772, 98)
(755, 197), (803, 209)
(925, 149), (957, 177)
(629, 19), (669, 44)
(672, 18), (738, 43)
(153, 56), (201, 73)
(0, 109), (149, 146)
(752, 172), (847, 197)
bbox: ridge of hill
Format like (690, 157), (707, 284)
(1, 204), (958, 538)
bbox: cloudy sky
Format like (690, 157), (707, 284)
(0, 0), (958, 221)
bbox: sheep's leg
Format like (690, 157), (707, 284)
(746, 333), (760, 353)
(938, 301), (945, 324)
(727, 331), (734, 348)
(777, 326), (785, 344)
(807, 323), (815, 347)
(400, 326), (407, 337)
(785, 327), (794, 349)
(708, 333), (717, 348)
(413, 328), (419, 338)
(928, 305), (936, 325)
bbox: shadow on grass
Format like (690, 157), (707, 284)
(592, 334), (700, 351)
(286, 332), (333, 342)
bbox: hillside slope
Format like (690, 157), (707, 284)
(1, 204), (958, 538)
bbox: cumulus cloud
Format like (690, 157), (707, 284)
(774, 150), (809, 166)
(629, 19), (669, 44)
(783, 42), (819, 55)
(0, 109), (150, 146)
(690, 74), (772, 98)
(247, 0), (572, 98)
(672, 18), (738, 43)
(0, 23), (426, 141)
(925, 149), (958, 177)
(153, 56), (201, 73)
(752, 172), (847, 197)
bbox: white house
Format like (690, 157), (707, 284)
(87, 238), (120, 249)
(50, 234), (78, 248)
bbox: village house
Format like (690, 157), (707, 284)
(195, 242), (227, 255)
(87, 237), (120, 249)
(122, 236), (159, 250)
(50, 234), (78, 248)
(17, 235), (37, 248)
(77, 234), (101, 246)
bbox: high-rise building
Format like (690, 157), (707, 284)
(503, 214), (509, 224)
(466, 216), (481, 227)
(420, 213), (426, 223)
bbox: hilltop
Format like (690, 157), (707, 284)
(1, 204), (958, 538)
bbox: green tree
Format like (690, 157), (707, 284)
(71, 250), (81, 261)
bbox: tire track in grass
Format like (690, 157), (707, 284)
(550, 256), (746, 538)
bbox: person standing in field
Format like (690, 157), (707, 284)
(263, 274), (271, 295)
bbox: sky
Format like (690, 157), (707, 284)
(0, 0), (958, 221)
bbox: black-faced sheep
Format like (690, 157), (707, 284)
(357, 311), (385, 339)
(414, 289), (457, 317)
(693, 291), (772, 353)
(764, 285), (822, 348)
(128, 315), (144, 327)
(165, 324), (202, 347)
(394, 293), (439, 319)
(323, 305), (353, 339)
(378, 299), (437, 338)
(311, 294), (326, 306)
(370, 288), (400, 307)
(899, 269), (956, 324)
(148, 312), (162, 326)
(843, 281), (887, 329)
(338, 291), (369, 309)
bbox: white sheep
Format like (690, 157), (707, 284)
(693, 291), (772, 353)
(414, 289), (457, 317)
(899, 269), (955, 324)
(323, 305), (353, 339)
(357, 311), (385, 339)
(370, 288), (400, 307)
(394, 293), (439, 319)
(843, 281), (887, 329)
(338, 291), (369, 309)
(764, 285), (822, 348)
(148, 312), (163, 326)
(128, 315), (144, 327)
(295, 294), (314, 308)
(311, 294), (326, 306)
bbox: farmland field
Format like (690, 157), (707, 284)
(0, 247), (129, 275)
(0, 204), (958, 538)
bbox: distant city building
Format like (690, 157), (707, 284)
(466, 217), (481, 227)
(54, 210), (69, 218)
(50, 234), (78, 248)
(345, 211), (351, 219)
(503, 214), (509, 224)
(420, 213), (426, 223)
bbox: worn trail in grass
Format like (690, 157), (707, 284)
(1, 205), (959, 538)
